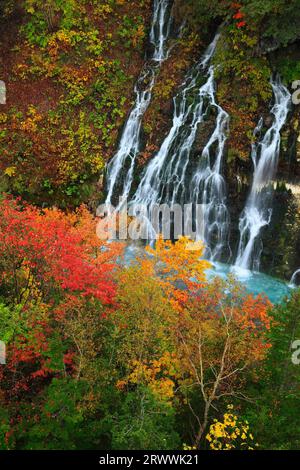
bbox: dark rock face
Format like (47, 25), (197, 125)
(257, 37), (281, 55)
(260, 188), (300, 278)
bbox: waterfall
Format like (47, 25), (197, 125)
(189, 76), (230, 260)
(290, 269), (300, 287)
(130, 33), (230, 260)
(234, 76), (291, 273)
(150, 0), (172, 61)
(105, 68), (156, 208)
(105, 0), (171, 209)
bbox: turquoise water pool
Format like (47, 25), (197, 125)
(209, 263), (291, 304)
(121, 243), (292, 304)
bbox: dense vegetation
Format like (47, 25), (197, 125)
(0, 0), (300, 451)
(0, 196), (299, 450)
(0, 0), (153, 206)
(1, 1), (300, 204)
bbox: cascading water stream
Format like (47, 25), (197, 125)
(290, 269), (300, 287)
(105, 0), (171, 209)
(234, 77), (291, 274)
(150, 0), (172, 61)
(189, 80), (230, 260)
(130, 33), (230, 260)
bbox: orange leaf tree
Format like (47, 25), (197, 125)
(112, 237), (271, 447)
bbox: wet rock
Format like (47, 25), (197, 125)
(264, 114), (274, 127)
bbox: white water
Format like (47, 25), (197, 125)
(290, 269), (300, 287)
(234, 77), (291, 273)
(105, 0), (171, 209)
(189, 75), (230, 260)
(150, 0), (172, 61)
(130, 34), (230, 260)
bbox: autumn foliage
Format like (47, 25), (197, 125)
(231, 3), (247, 29)
(0, 196), (122, 444)
(111, 237), (271, 447)
(0, 201), (295, 449)
(0, 196), (121, 304)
